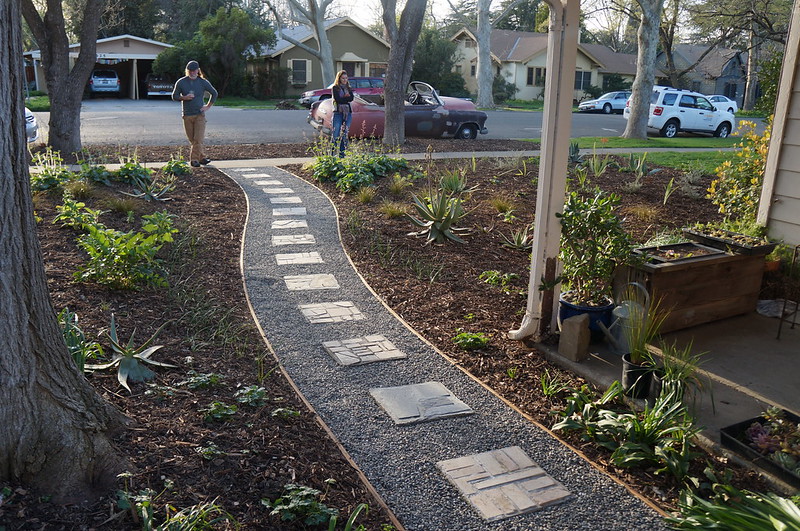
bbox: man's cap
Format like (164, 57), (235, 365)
(186, 61), (200, 71)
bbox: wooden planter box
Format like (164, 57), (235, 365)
(720, 410), (800, 489)
(619, 243), (765, 333)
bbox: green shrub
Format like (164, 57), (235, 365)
(708, 119), (771, 223)
(310, 151), (408, 193)
(58, 307), (103, 372)
(408, 191), (468, 244)
(30, 148), (73, 191)
(115, 161), (154, 185)
(53, 195), (106, 230)
(261, 484), (338, 526)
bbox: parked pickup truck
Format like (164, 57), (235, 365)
(145, 74), (173, 98)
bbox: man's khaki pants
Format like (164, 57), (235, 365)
(182, 113), (207, 162)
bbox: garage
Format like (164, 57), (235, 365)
(23, 34), (173, 100)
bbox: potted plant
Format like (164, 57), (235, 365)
(557, 186), (634, 341)
(616, 289), (666, 398)
(683, 222), (777, 256)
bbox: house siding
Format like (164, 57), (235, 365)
(278, 20), (389, 96)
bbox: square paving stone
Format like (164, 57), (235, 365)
(283, 273), (339, 291)
(369, 381), (474, 425)
(272, 220), (308, 230)
(234, 168), (256, 172)
(271, 234), (316, 246)
(269, 196), (303, 204)
(322, 335), (407, 366)
(262, 187), (294, 194)
(299, 301), (364, 323)
(275, 252), (323, 265)
(254, 180), (284, 186)
(437, 446), (571, 522)
(272, 207), (307, 216)
(242, 172), (271, 177)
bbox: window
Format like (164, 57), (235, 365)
(679, 95), (696, 108)
(574, 71), (591, 90)
(455, 65), (462, 74)
(290, 59), (308, 85)
(470, 64), (476, 77)
(527, 67), (534, 86)
(534, 67), (546, 87)
(369, 63), (387, 78)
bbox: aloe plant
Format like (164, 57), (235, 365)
(408, 191), (469, 244)
(85, 314), (175, 392)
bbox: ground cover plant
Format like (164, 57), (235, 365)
(13, 137), (796, 527)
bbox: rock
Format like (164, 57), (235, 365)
(558, 313), (590, 362)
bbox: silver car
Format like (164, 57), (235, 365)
(25, 107), (38, 143)
(578, 91), (631, 114)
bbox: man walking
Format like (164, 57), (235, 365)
(172, 61), (218, 167)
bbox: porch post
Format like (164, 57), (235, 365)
(508, 0), (580, 341)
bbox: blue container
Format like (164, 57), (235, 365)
(558, 292), (614, 343)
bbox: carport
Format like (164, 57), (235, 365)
(23, 34), (173, 100)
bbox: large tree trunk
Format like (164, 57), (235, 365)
(381, 0), (428, 146)
(1, 0), (126, 502)
(622, 0), (665, 139)
(21, 0), (105, 156)
(743, 26), (759, 111)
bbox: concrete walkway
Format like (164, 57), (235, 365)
(221, 164), (669, 530)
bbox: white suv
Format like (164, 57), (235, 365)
(623, 86), (735, 138)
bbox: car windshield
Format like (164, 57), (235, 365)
(599, 93), (616, 100)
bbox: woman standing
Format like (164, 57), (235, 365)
(331, 70), (354, 157)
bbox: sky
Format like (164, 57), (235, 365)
(340, 0), (453, 29)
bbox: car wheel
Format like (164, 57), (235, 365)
(714, 122), (731, 138)
(660, 119), (679, 138)
(456, 124), (478, 139)
(728, 107), (735, 113)
(602, 103), (612, 114)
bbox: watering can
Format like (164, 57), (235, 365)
(597, 282), (650, 355)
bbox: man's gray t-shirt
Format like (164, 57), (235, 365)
(172, 76), (218, 117)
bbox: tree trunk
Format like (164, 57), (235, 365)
(743, 25), (759, 111)
(381, 0), (428, 146)
(21, 0), (105, 156)
(622, 0), (665, 139)
(1, 0), (126, 502)
(476, 0), (494, 109)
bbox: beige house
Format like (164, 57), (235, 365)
(23, 34), (172, 99)
(759, 3), (800, 247)
(250, 17), (390, 96)
(450, 28), (637, 101)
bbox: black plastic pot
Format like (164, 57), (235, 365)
(621, 353), (652, 399)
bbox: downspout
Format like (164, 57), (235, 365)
(508, 0), (580, 341)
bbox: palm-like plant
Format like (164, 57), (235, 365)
(85, 314), (175, 392)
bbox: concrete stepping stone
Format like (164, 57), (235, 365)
(369, 381), (474, 425)
(272, 234), (315, 246)
(299, 301), (364, 323)
(232, 168), (256, 172)
(272, 220), (308, 230)
(283, 273), (339, 291)
(242, 173), (272, 178)
(272, 207), (307, 216)
(323, 335), (407, 366)
(275, 252), (323, 265)
(437, 446), (571, 522)
(262, 187), (294, 194)
(255, 180), (284, 186)
(269, 196), (303, 204)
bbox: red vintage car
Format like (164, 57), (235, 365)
(307, 81), (489, 139)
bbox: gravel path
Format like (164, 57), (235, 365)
(223, 165), (668, 531)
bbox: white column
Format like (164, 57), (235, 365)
(509, 0), (580, 341)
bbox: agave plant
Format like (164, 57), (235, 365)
(85, 314), (175, 392)
(407, 190), (469, 244)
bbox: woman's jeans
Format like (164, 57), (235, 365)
(331, 111), (352, 157)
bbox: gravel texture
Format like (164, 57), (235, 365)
(224, 165), (668, 530)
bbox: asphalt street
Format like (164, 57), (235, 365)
(33, 98), (635, 145)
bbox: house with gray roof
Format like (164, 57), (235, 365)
(249, 17), (389, 98)
(655, 44), (746, 106)
(450, 28), (639, 102)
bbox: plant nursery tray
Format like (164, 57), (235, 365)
(683, 228), (778, 256)
(720, 409), (800, 489)
(634, 242), (724, 264)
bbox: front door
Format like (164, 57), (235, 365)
(342, 62), (356, 77)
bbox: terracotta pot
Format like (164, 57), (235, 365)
(764, 259), (780, 272)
